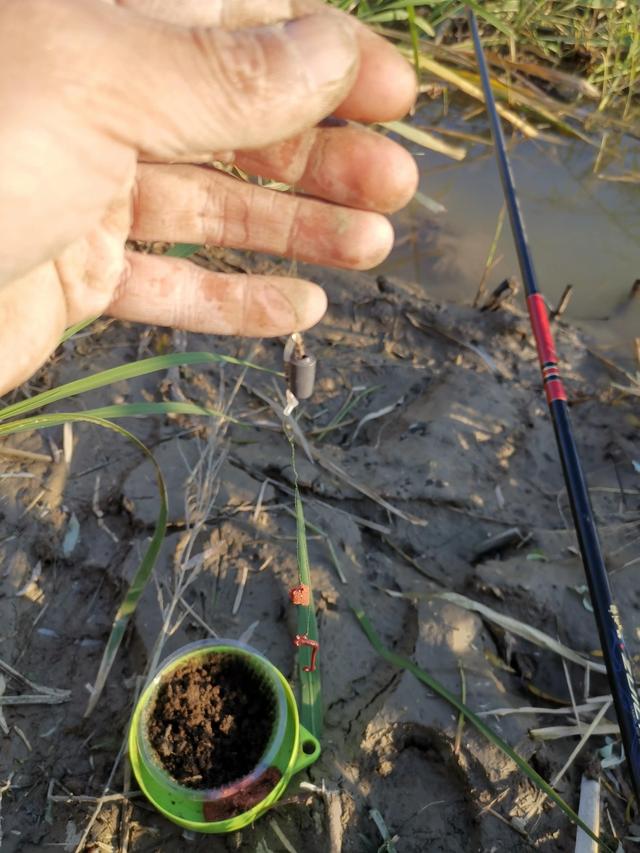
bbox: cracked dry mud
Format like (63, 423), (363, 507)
(1, 253), (638, 852)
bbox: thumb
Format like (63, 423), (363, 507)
(103, 9), (360, 156)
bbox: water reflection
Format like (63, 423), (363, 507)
(378, 103), (640, 353)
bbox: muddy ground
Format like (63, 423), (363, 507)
(1, 250), (639, 852)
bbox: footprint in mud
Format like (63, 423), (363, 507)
(356, 724), (481, 853)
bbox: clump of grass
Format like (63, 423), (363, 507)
(333, 2), (639, 140)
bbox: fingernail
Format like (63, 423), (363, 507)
(259, 279), (327, 335)
(285, 14), (358, 90)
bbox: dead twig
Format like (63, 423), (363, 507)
(270, 818), (298, 853)
(481, 277), (519, 312)
(474, 202), (506, 308)
(73, 740), (127, 853)
(454, 663), (466, 754)
(0, 693), (71, 706)
(0, 446), (52, 464)
(299, 781), (344, 853)
(93, 474), (119, 543)
(530, 720), (618, 740)
(178, 595), (218, 637)
(0, 677), (8, 735)
(471, 527), (526, 561)
(575, 775), (601, 853)
(550, 285), (574, 322)
(0, 774), (14, 850)
(48, 788), (140, 806)
(13, 725), (32, 751)
(232, 564), (249, 616)
(524, 701), (612, 829)
(0, 657), (70, 699)
(478, 697), (609, 719)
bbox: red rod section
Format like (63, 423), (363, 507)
(527, 294), (567, 404)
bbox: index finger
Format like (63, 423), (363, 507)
(115, 0), (416, 122)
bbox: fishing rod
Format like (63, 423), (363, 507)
(467, 8), (640, 802)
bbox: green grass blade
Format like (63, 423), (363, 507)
(465, 0), (516, 39)
(290, 444), (322, 739)
(0, 402), (245, 431)
(0, 409), (233, 439)
(0, 352), (281, 423)
(357, 1), (441, 12)
(406, 5), (421, 78)
(315, 385), (382, 442)
(0, 413), (168, 718)
(59, 316), (100, 345)
(85, 419), (167, 717)
(412, 13), (436, 38)
(353, 608), (613, 851)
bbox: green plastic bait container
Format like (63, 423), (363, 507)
(129, 639), (321, 833)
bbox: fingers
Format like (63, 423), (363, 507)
(107, 252), (327, 336)
(333, 24), (416, 122)
(131, 164), (394, 269)
(115, 0), (416, 123)
(142, 123), (419, 215)
(236, 124), (418, 214)
(100, 9), (360, 156)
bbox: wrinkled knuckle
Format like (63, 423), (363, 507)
(283, 197), (302, 257)
(110, 256), (133, 307)
(279, 132), (318, 184)
(191, 28), (272, 119)
(238, 274), (250, 335)
(305, 131), (333, 186)
(197, 176), (225, 244)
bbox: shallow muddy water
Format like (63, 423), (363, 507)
(379, 104), (640, 353)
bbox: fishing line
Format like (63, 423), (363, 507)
(282, 334), (321, 739)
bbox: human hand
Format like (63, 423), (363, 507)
(0, 0), (418, 394)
